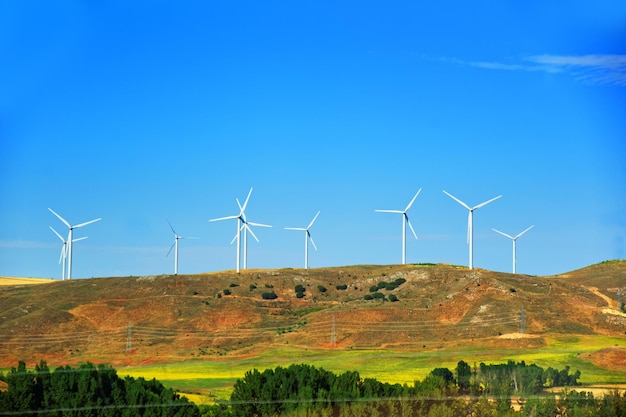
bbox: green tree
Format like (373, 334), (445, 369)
(455, 360), (471, 394)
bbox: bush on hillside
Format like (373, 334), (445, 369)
(336, 284), (348, 290)
(317, 285), (327, 293)
(262, 292), (278, 300)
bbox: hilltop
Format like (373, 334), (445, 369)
(0, 262), (624, 370)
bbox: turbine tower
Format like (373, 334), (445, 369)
(492, 225), (534, 274)
(375, 189), (421, 265)
(48, 208), (101, 279)
(442, 191), (501, 270)
(285, 211), (320, 269)
(50, 226), (87, 280)
(167, 221), (198, 275)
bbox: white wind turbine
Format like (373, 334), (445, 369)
(442, 191), (501, 270)
(209, 188), (271, 272)
(48, 208), (101, 280)
(167, 221), (198, 275)
(234, 193), (271, 270)
(492, 225), (534, 274)
(50, 226), (87, 280)
(375, 189), (421, 265)
(285, 211), (320, 269)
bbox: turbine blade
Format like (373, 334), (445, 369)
(406, 216), (418, 240)
(74, 218), (101, 228)
(307, 211), (320, 229)
(72, 236), (88, 242)
(166, 242), (176, 257)
(167, 220), (176, 235)
(442, 191), (470, 210)
(404, 188), (422, 212)
(230, 224), (244, 245)
(58, 245), (65, 264)
(48, 208), (71, 228)
(515, 225), (534, 239)
(309, 233), (318, 251)
(492, 228), (513, 239)
(245, 224), (260, 242)
(50, 226), (65, 242)
(247, 221), (271, 228)
(241, 188), (253, 211)
(374, 209), (403, 214)
(285, 227), (306, 231)
(473, 195), (502, 210)
(209, 215), (238, 222)
(236, 198), (246, 222)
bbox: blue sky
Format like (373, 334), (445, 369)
(1, 1), (625, 278)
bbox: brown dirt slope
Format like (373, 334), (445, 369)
(0, 262), (624, 368)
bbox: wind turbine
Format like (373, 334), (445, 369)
(442, 191), (501, 270)
(210, 188), (271, 272)
(166, 221), (198, 275)
(492, 225), (534, 274)
(285, 211), (320, 269)
(50, 226), (87, 280)
(234, 194), (271, 270)
(375, 189), (421, 265)
(48, 208), (101, 279)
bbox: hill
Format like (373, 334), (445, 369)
(0, 262), (624, 370)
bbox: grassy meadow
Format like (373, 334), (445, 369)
(120, 334), (626, 403)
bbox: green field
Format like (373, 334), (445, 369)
(119, 334), (626, 403)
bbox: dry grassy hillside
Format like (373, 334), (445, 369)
(1, 262), (624, 368)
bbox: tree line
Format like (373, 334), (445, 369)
(0, 360), (197, 417)
(2, 360), (625, 416)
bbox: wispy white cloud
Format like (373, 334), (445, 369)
(432, 54), (626, 86)
(525, 54), (626, 86)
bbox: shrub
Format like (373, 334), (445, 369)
(317, 285), (327, 293)
(336, 284), (348, 290)
(295, 284), (305, 293)
(262, 292), (278, 300)
(364, 294), (374, 300)
(249, 284), (257, 291)
(223, 289), (231, 295)
(372, 292), (385, 300)
(230, 283), (239, 288)
(377, 281), (388, 290)
(296, 292), (305, 299)
(389, 294), (399, 302)
(369, 285), (379, 293)
(384, 283), (397, 291)
(394, 277), (406, 285)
